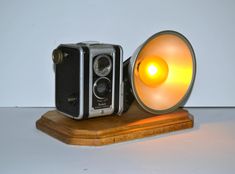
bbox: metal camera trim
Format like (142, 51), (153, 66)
(93, 54), (112, 77)
(88, 45), (116, 118)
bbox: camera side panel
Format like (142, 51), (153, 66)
(55, 45), (82, 118)
(113, 45), (123, 115)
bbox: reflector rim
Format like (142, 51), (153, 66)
(129, 30), (196, 114)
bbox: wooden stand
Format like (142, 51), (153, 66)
(36, 102), (193, 146)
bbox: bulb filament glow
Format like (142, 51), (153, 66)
(138, 56), (169, 87)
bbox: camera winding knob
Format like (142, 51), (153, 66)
(52, 49), (64, 64)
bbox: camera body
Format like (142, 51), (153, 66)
(53, 42), (124, 119)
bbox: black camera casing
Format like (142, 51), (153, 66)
(54, 42), (123, 119)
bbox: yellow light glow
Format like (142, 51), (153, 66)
(138, 56), (169, 87)
(133, 33), (195, 112)
(147, 64), (158, 76)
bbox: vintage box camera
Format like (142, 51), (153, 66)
(52, 42), (124, 119)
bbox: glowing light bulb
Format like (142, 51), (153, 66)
(138, 56), (169, 87)
(147, 64), (158, 76)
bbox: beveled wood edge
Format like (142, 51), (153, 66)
(37, 118), (193, 146)
(36, 110), (193, 138)
(36, 114), (193, 146)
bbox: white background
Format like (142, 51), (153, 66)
(0, 0), (235, 107)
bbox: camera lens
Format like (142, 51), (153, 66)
(93, 55), (112, 76)
(93, 77), (111, 99)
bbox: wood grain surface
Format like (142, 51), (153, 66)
(36, 102), (193, 146)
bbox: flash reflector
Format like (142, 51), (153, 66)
(125, 30), (196, 114)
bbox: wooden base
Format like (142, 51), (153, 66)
(36, 102), (194, 146)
